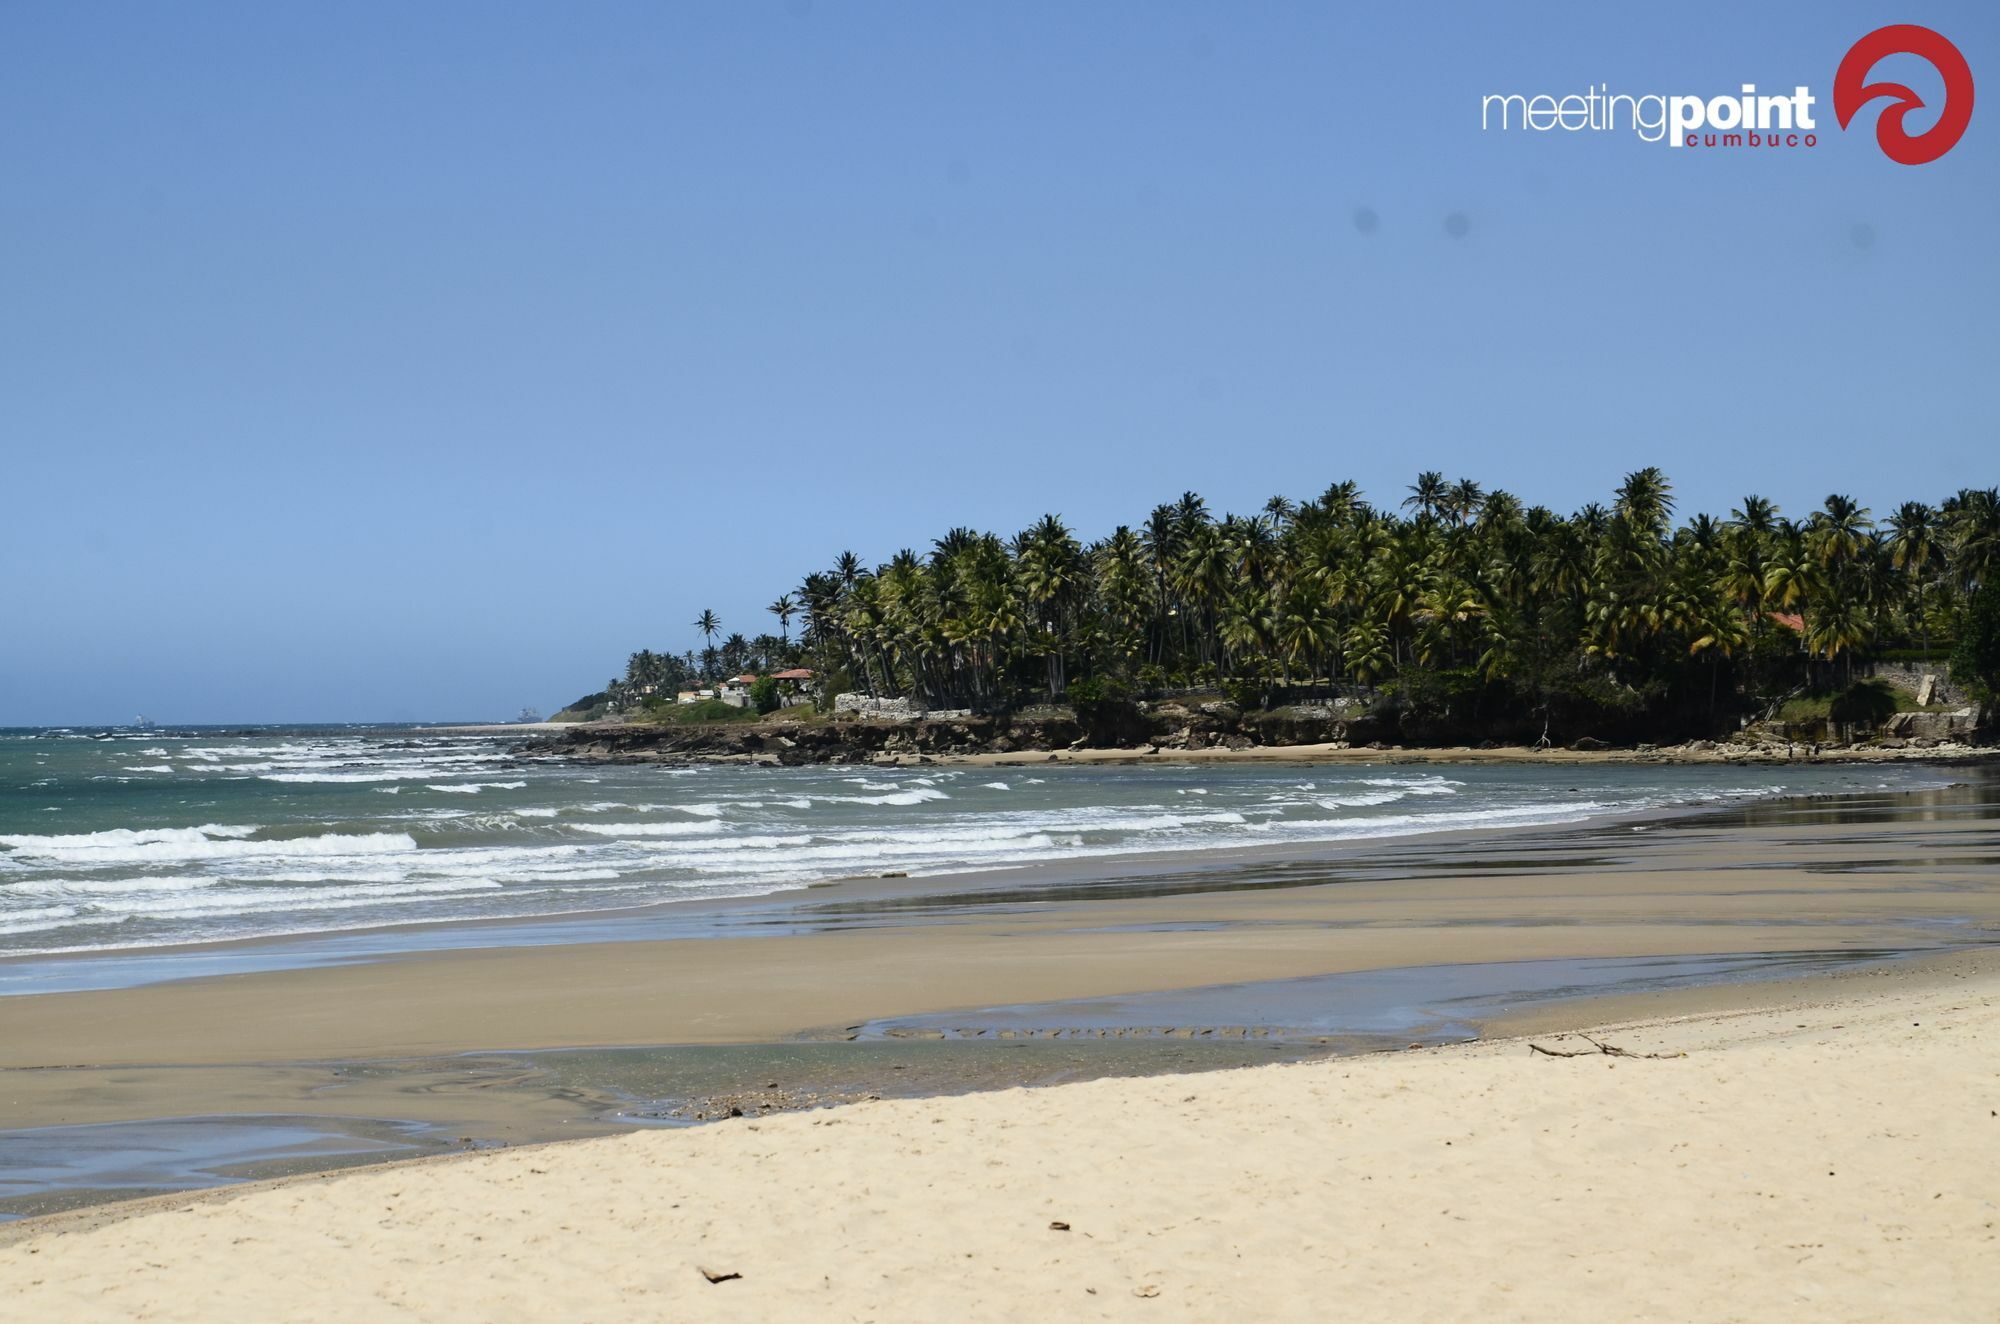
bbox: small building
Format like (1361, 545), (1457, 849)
(714, 670), (818, 709)
(769, 667), (817, 707)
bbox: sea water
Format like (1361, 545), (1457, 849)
(0, 726), (1959, 958)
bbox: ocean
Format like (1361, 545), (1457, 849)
(0, 727), (1960, 959)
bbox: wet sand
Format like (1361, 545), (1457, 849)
(4, 949), (1995, 1319)
(5, 784), (1997, 1070)
(1, 777), (1996, 1228)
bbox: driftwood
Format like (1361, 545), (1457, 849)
(1529, 1033), (1685, 1060)
(698, 1267), (743, 1285)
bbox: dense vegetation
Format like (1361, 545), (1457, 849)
(586, 470), (2000, 741)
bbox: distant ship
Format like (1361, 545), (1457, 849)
(132, 716), (158, 731)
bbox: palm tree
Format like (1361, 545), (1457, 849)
(1729, 495), (1780, 536)
(585, 468), (1999, 742)
(1404, 471), (1447, 522)
(834, 551), (863, 590)
(1014, 514), (1084, 697)
(767, 595), (797, 646)
(720, 632), (751, 677)
(1443, 478), (1486, 527)
(1945, 487), (2000, 591)
(1809, 494), (1874, 570)
(1613, 467), (1673, 538)
(693, 609), (721, 679)
(1886, 502), (1941, 657)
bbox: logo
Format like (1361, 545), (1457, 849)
(1479, 25), (1974, 163)
(1834, 25), (1974, 164)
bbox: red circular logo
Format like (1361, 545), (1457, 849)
(1835, 25), (1975, 164)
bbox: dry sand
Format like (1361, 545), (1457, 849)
(4, 958), (1995, 1321)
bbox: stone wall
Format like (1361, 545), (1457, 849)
(1869, 661), (1967, 707)
(830, 694), (970, 720)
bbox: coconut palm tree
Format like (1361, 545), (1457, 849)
(1809, 494), (1874, 570)
(1404, 471), (1447, 522)
(1886, 502), (1941, 657)
(589, 468), (2000, 741)
(767, 595), (797, 646)
(692, 610), (721, 678)
(1945, 487), (2000, 591)
(1613, 467), (1674, 538)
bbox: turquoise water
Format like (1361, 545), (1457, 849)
(0, 727), (1959, 958)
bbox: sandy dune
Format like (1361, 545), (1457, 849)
(5, 963), (1994, 1321)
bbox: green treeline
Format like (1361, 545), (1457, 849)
(598, 470), (2000, 739)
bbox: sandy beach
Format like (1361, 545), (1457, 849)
(4, 952), (1995, 1321)
(3, 771), (1996, 1318)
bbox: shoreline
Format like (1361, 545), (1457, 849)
(3, 761), (1983, 987)
(6, 779), (1994, 1065)
(0, 773), (1988, 1063)
(3, 774), (1995, 1234)
(0, 780), (1839, 987)
(5, 953), (1995, 1317)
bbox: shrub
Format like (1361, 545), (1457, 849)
(652, 698), (759, 724)
(1950, 583), (2000, 711)
(748, 676), (781, 715)
(1827, 679), (1899, 731)
(1067, 675), (1145, 743)
(1221, 677), (1266, 711)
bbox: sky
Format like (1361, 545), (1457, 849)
(2, 1), (1995, 725)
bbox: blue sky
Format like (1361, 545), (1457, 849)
(2, 2), (1995, 724)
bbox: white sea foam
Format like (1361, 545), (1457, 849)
(815, 788), (952, 807)
(1, 824), (261, 851)
(92, 878), (505, 920)
(1249, 801), (1610, 836)
(260, 771), (448, 784)
(572, 821), (725, 838)
(1358, 776), (1462, 795)
(0, 827), (416, 866)
(1062, 810), (1249, 832)
(11, 876), (225, 898)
